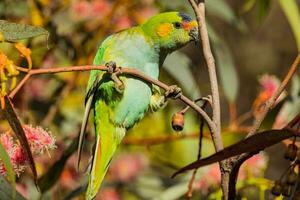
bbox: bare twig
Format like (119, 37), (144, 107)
(9, 65), (215, 131)
(247, 53), (300, 137)
(186, 110), (205, 199)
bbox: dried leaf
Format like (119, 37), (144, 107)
(3, 96), (37, 185)
(172, 129), (294, 177)
(0, 20), (48, 42)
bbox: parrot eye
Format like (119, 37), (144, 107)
(173, 22), (182, 29)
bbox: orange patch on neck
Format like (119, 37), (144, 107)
(156, 23), (173, 37)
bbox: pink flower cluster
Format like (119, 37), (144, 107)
(97, 188), (120, 200)
(71, 0), (111, 21)
(195, 153), (267, 193)
(0, 125), (56, 176)
(108, 153), (148, 182)
(253, 74), (284, 117)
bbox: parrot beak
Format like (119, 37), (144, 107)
(187, 21), (199, 43)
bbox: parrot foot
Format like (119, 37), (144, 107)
(105, 61), (125, 93)
(165, 85), (182, 99)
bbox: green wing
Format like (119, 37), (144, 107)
(77, 36), (111, 169)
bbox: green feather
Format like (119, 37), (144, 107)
(80, 11), (198, 199)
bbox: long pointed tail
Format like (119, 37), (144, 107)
(86, 127), (125, 200)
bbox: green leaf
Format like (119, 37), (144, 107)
(0, 143), (16, 199)
(279, 0), (300, 50)
(38, 139), (78, 192)
(163, 51), (201, 99)
(0, 176), (26, 200)
(0, 20), (48, 42)
(207, 0), (247, 31)
(214, 43), (239, 103)
(257, 0), (271, 20)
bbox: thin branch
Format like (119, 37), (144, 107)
(247, 53), (300, 137)
(9, 65), (215, 130)
(186, 111), (205, 199)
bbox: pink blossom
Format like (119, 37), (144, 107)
(109, 153), (147, 182)
(0, 125), (56, 176)
(253, 74), (285, 117)
(194, 164), (221, 193)
(137, 7), (158, 23)
(23, 125), (56, 154)
(114, 16), (133, 32)
(91, 0), (111, 19)
(26, 78), (49, 101)
(71, 1), (92, 20)
(259, 74), (280, 99)
(195, 153), (267, 192)
(0, 133), (14, 153)
(97, 188), (120, 200)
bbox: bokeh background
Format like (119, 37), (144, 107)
(0, 0), (299, 199)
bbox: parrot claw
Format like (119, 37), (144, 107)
(105, 61), (117, 73)
(165, 85), (182, 99)
(105, 61), (125, 93)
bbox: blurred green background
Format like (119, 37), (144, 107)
(0, 0), (299, 199)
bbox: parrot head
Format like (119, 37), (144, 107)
(142, 12), (198, 51)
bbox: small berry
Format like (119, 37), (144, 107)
(171, 112), (184, 132)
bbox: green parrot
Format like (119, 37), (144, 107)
(78, 11), (198, 199)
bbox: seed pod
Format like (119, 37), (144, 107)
(171, 112), (184, 132)
(287, 169), (297, 185)
(282, 185), (292, 197)
(284, 144), (298, 161)
(271, 181), (282, 196)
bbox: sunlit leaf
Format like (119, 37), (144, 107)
(0, 143), (15, 199)
(15, 43), (32, 69)
(242, 0), (256, 13)
(257, 0), (271, 20)
(28, 0), (44, 27)
(0, 176), (26, 200)
(279, 0), (300, 50)
(0, 20), (48, 42)
(207, 0), (246, 31)
(215, 43), (239, 103)
(3, 96), (37, 184)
